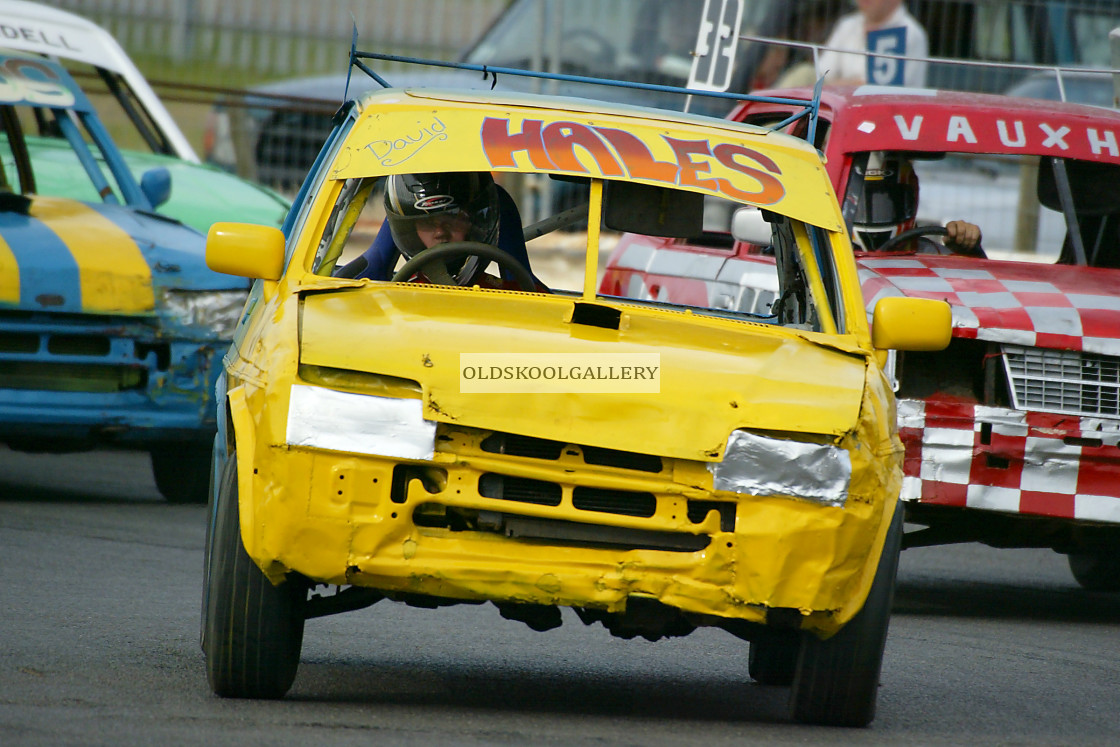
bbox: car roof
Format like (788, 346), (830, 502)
(0, 0), (197, 161)
(743, 84), (1120, 164)
(342, 87), (844, 231)
(0, 49), (97, 112)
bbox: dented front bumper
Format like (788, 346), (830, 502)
(0, 311), (222, 446)
(230, 381), (901, 638)
(899, 398), (1120, 524)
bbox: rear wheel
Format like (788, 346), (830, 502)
(150, 442), (211, 504)
(1068, 553), (1120, 591)
(788, 506), (903, 727)
(202, 450), (307, 698)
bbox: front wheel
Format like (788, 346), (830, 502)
(202, 450), (307, 698)
(788, 505), (903, 727)
(1068, 553), (1120, 591)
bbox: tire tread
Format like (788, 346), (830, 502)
(789, 506), (903, 727)
(203, 454), (305, 698)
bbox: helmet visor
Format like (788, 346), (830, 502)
(389, 207), (489, 258)
(854, 179), (917, 227)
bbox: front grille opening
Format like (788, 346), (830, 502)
(390, 464), (445, 505)
(480, 431), (662, 473)
(1004, 345), (1120, 418)
(47, 334), (111, 356)
(481, 432), (564, 460)
(413, 502), (710, 552)
(0, 362), (145, 392)
(413, 502), (477, 531)
(135, 342), (171, 371)
(478, 473), (562, 506)
(572, 486), (656, 517)
(687, 500), (736, 531)
(0, 332), (38, 353)
(582, 444), (662, 473)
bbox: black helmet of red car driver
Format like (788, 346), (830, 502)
(383, 172), (500, 279)
(851, 152), (919, 251)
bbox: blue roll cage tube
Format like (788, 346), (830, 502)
(342, 30), (824, 149)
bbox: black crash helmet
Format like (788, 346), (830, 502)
(383, 172), (501, 260)
(851, 152), (919, 251)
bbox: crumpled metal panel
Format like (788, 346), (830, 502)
(285, 384), (435, 460)
(708, 430), (852, 506)
(297, 289), (868, 460)
(230, 320), (899, 634)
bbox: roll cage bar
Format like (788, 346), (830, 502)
(345, 40), (824, 148)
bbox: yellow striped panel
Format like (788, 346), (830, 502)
(30, 197), (154, 312)
(0, 231), (18, 304)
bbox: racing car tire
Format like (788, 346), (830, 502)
(748, 631), (800, 686)
(1067, 553), (1120, 591)
(203, 450), (307, 698)
(788, 505), (903, 727)
(150, 442), (211, 504)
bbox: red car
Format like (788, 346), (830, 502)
(602, 84), (1120, 589)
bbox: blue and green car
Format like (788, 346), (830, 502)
(0, 50), (260, 502)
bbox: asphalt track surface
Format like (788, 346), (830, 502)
(2, 446), (1118, 746)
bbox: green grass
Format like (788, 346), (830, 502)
(131, 54), (277, 89)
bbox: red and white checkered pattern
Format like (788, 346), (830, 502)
(898, 398), (1120, 523)
(859, 255), (1120, 357)
(605, 243), (1120, 525)
(863, 255), (1120, 524)
(605, 239), (779, 315)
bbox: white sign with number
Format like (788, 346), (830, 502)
(686, 0), (744, 93)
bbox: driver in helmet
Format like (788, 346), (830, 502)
(385, 171), (499, 285)
(852, 152), (984, 257)
(337, 171), (543, 290)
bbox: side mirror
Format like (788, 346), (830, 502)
(139, 167), (172, 208)
(872, 296), (952, 351)
(206, 222), (286, 280)
(730, 207), (773, 245)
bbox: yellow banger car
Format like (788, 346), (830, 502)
(200, 54), (950, 727)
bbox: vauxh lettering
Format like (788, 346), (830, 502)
(878, 112), (1119, 156)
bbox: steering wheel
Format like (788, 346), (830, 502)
(874, 225), (949, 254)
(875, 225), (987, 257)
(391, 241), (537, 292)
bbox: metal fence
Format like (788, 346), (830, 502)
(46, 0), (508, 77)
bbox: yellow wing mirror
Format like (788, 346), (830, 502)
(871, 296), (952, 351)
(206, 222), (286, 281)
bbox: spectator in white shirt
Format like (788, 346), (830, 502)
(816, 0), (928, 87)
